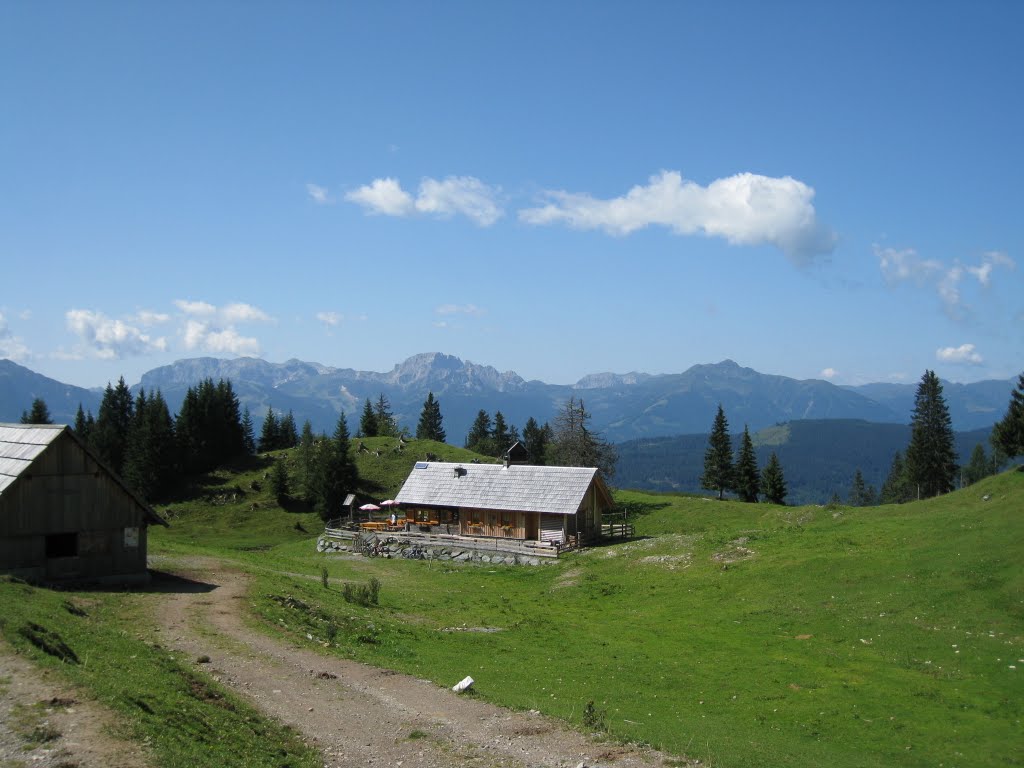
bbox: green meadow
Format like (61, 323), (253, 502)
(2, 438), (1021, 767)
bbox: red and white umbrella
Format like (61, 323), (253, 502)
(359, 503), (381, 511)
(380, 499), (399, 507)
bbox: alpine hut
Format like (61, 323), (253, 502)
(0, 423), (167, 584)
(394, 460), (613, 547)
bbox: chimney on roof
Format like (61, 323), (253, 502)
(453, 466), (466, 478)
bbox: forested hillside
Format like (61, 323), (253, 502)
(615, 419), (994, 504)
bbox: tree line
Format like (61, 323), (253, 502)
(699, 405), (788, 504)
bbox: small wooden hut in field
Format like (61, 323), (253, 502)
(0, 423), (167, 584)
(395, 459), (613, 546)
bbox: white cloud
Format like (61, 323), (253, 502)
(181, 319), (260, 356)
(875, 245), (944, 284)
(415, 176), (503, 226)
(877, 245), (1016, 318)
(0, 312), (31, 361)
(316, 311), (342, 328)
(936, 343), (983, 365)
(222, 302), (271, 324)
(821, 368), (838, 380)
(346, 175), (503, 226)
(435, 303), (485, 316)
(519, 170), (836, 261)
(345, 177), (415, 217)
(966, 250), (1015, 286)
(174, 300), (271, 357)
(65, 309), (167, 359)
(174, 299), (217, 317)
(306, 183), (333, 205)
(131, 309), (171, 326)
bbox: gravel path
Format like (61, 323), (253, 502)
(150, 559), (688, 768)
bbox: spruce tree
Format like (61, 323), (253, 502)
(415, 392), (446, 442)
(124, 388), (176, 500)
(963, 443), (992, 486)
(373, 393), (398, 437)
(259, 407), (280, 452)
(279, 410), (299, 449)
(270, 458), (290, 501)
(492, 411), (511, 455)
(700, 404), (733, 500)
(73, 403), (93, 443)
(991, 372), (1024, 458)
(241, 406), (256, 454)
(761, 452), (787, 505)
(880, 451), (913, 504)
(905, 370), (957, 498)
(359, 398), (378, 438)
(521, 417), (550, 465)
(93, 377), (134, 476)
(298, 420), (316, 501)
(465, 410), (493, 454)
(734, 425), (760, 503)
(20, 398), (53, 425)
(308, 413), (360, 521)
(547, 397), (617, 480)
(849, 469), (868, 507)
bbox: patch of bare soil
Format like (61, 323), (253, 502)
(151, 558), (693, 767)
(0, 642), (151, 768)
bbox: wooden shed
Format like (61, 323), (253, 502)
(395, 461), (614, 546)
(0, 423), (167, 584)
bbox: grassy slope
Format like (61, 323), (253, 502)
(5, 438), (1021, 768)
(151, 447), (1022, 768)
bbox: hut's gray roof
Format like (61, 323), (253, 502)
(0, 423), (64, 494)
(0, 423), (167, 526)
(395, 461), (606, 516)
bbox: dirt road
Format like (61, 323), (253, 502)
(152, 560), (687, 768)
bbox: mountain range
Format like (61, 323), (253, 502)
(0, 353), (1014, 444)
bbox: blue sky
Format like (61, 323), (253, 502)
(2, 1), (1021, 390)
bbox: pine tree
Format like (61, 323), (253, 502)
(415, 392), (446, 442)
(905, 370), (957, 498)
(259, 407), (280, 452)
(963, 443), (993, 486)
(465, 410), (493, 454)
(849, 469), (868, 507)
(761, 452), (787, 505)
(700, 404), (733, 500)
(492, 411), (511, 455)
(991, 372), (1024, 458)
(241, 406), (256, 454)
(20, 398), (53, 424)
(308, 413), (360, 521)
(373, 393), (398, 437)
(279, 410), (299, 449)
(124, 388), (176, 500)
(93, 377), (134, 476)
(270, 458), (290, 501)
(298, 420), (316, 501)
(880, 451), (913, 504)
(359, 398), (378, 438)
(73, 403), (94, 444)
(547, 397), (617, 480)
(521, 417), (550, 465)
(734, 425), (760, 503)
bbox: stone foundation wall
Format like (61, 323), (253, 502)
(316, 535), (545, 567)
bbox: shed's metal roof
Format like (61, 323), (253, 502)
(395, 461), (603, 516)
(0, 424), (64, 493)
(0, 423), (167, 526)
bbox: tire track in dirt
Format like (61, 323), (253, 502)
(151, 559), (686, 768)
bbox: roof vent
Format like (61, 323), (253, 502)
(453, 466), (467, 478)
